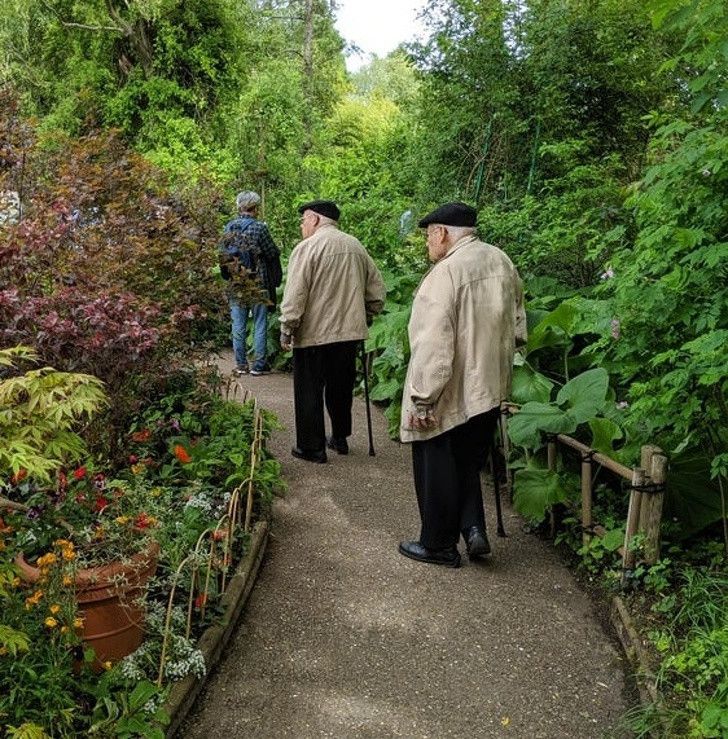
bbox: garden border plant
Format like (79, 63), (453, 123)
(0, 352), (284, 737)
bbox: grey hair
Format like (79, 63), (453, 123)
(236, 191), (261, 212)
(314, 213), (338, 226)
(444, 225), (476, 242)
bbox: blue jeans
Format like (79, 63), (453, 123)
(230, 300), (268, 371)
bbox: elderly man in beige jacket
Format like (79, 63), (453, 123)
(280, 199), (385, 463)
(399, 202), (526, 568)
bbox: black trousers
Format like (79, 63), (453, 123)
(411, 408), (500, 550)
(293, 341), (358, 453)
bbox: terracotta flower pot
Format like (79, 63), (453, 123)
(16, 541), (160, 666)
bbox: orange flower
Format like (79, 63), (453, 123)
(49, 604), (61, 615)
(63, 575), (73, 587)
(10, 468), (27, 485)
(44, 617), (58, 629)
(73, 617), (84, 629)
(25, 590), (43, 609)
(134, 512), (157, 529)
(173, 445), (192, 464)
(131, 428), (152, 443)
(194, 593), (207, 609)
(212, 529), (226, 542)
(37, 552), (58, 568)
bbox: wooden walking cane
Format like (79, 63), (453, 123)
(360, 341), (375, 456)
(491, 416), (507, 537)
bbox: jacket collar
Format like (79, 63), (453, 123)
(440, 233), (478, 262)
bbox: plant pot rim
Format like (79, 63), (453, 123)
(15, 539), (160, 588)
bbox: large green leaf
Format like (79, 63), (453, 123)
(369, 377), (401, 402)
(556, 367), (609, 423)
(507, 402), (577, 448)
(664, 450), (723, 538)
(588, 417), (623, 454)
(601, 528), (626, 552)
(513, 468), (569, 523)
(526, 302), (579, 353)
(510, 366), (554, 404)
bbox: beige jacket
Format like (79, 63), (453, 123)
(400, 235), (526, 443)
(280, 224), (385, 348)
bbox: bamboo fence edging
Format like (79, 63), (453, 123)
(163, 519), (269, 739)
(501, 403), (668, 570)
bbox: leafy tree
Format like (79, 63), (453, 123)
(595, 0), (728, 538)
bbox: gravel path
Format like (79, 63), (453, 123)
(180, 356), (628, 738)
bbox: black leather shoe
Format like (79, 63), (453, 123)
(398, 540), (461, 568)
(291, 447), (327, 464)
(463, 526), (491, 558)
(326, 435), (349, 455)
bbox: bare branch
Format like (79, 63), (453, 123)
(39, 0), (124, 34)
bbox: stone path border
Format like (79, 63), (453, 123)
(164, 519), (269, 738)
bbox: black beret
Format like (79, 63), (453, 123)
(418, 201), (477, 228)
(298, 199), (340, 221)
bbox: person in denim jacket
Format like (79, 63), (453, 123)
(219, 191), (282, 375)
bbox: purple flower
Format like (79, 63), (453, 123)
(26, 505), (44, 520)
(170, 418), (181, 432)
(611, 318), (621, 340)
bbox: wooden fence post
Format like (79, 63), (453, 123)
(581, 452), (593, 547)
(639, 449), (668, 565)
(622, 467), (646, 580)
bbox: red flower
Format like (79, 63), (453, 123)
(194, 593), (207, 609)
(173, 445), (192, 464)
(212, 529), (227, 542)
(73, 466), (87, 480)
(94, 496), (109, 513)
(128, 454), (138, 465)
(134, 512), (150, 529)
(131, 429), (152, 443)
(10, 468), (27, 485)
